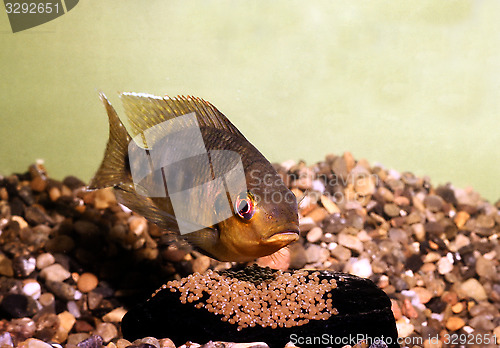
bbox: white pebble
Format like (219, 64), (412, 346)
(306, 227), (323, 243)
(347, 258), (373, 278)
(40, 264), (71, 282)
(437, 256), (453, 275)
(280, 160), (296, 171)
(298, 216), (316, 232)
(463, 325), (474, 334)
(22, 280), (41, 300)
(36, 253), (55, 270)
(396, 319), (414, 337)
(312, 179), (325, 193)
(74, 290), (83, 300)
(67, 301), (81, 318)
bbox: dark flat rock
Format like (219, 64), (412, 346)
(122, 271), (399, 348)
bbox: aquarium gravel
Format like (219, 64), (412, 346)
(0, 153), (499, 348)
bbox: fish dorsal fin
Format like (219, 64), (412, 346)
(120, 92), (244, 141)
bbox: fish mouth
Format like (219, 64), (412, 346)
(264, 226), (300, 244)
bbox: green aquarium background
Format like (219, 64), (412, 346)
(1, 1), (499, 202)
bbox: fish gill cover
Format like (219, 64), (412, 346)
(127, 111), (247, 235)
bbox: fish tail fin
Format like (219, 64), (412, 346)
(88, 92), (132, 190)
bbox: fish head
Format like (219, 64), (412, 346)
(216, 164), (300, 261)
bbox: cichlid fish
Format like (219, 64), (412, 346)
(89, 92), (299, 262)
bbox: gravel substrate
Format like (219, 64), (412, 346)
(0, 153), (499, 348)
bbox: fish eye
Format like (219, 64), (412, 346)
(234, 192), (255, 220)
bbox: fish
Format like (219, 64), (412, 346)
(89, 92), (299, 262)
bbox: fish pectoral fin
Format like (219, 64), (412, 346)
(182, 228), (220, 259)
(114, 182), (181, 234)
(120, 92), (244, 139)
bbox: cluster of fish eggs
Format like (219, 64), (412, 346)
(162, 268), (338, 331)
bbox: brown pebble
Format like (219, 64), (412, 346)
(423, 338), (443, 348)
(94, 188), (116, 209)
(424, 195), (444, 212)
(53, 311), (76, 343)
(454, 211), (470, 228)
(4, 153), (500, 348)
(451, 302), (465, 314)
(383, 203), (400, 217)
(460, 278), (487, 301)
(75, 320), (94, 333)
(412, 196), (426, 212)
(0, 253), (14, 277)
(129, 216), (148, 236)
(30, 176), (47, 192)
(320, 195), (340, 214)
(412, 287), (432, 304)
(475, 256), (496, 279)
(343, 151), (356, 172)
(353, 174), (375, 196)
(330, 245), (352, 261)
(102, 307), (127, 322)
(298, 196), (317, 216)
(61, 185), (72, 197)
(67, 333), (90, 346)
(494, 327), (500, 345)
(95, 322), (118, 343)
(18, 338), (53, 348)
(87, 291), (104, 310)
(394, 196), (410, 206)
(39, 293), (55, 307)
(49, 187), (61, 202)
(337, 233), (363, 254)
(132, 337), (160, 348)
(158, 338), (176, 348)
(77, 273), (99, 293)
(390, 299), (402, 320)
(401, 298), (418, 319)
(445, 316), (465, 331)
(34, 312), (59, 341)
(476, 214), (495, 229)
(377, 187), (394, 202)
(420, 263), (436, 273)
(305, 207), (329, 224)
(116, 339), (132, 348)
(12, 215), (28, 229)
(411, 223), (426, 241)
(162, 244), (187, 262)
(0, 187), (8, 201)
(441, 291), (458, 305)
(192, 255), (211, 274)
